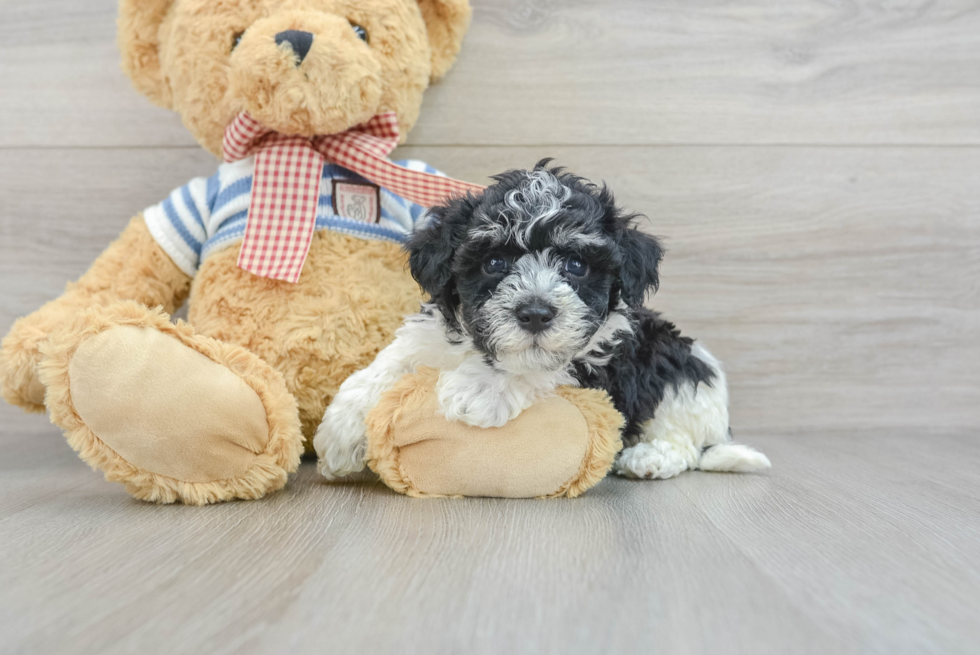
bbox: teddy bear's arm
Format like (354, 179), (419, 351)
(0, 216), (191, 411)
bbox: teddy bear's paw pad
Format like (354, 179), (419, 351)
(67, 325), (270, 483)
(614, 441), (689, 480)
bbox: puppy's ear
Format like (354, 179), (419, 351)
(617, 226), (664, 308)
(406, 195), (475, 304)
(594, 184), (665, 308)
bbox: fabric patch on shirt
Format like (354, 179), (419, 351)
(332, 180), (381, 224)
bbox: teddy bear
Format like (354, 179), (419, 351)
(0, 0), (624, 504)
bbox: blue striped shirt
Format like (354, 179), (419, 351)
(143, 157), (442, 277)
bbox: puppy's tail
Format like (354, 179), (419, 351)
(698, 443), (771, 473)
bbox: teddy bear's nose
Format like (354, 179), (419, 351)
(275, 30), (314, 65)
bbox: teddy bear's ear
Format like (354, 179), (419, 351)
(417, 0), (472, 81)
(118, 0), (174, 108)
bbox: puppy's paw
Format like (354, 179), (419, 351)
(615, 441), (688, 480)
(314, 399), (369, 481)
(436, 369), (520, 428)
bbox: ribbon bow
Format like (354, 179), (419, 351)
(223, 111), (485, 283)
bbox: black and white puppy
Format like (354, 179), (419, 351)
(314, 162), (770, 480)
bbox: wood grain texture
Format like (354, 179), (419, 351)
(1, 431), (978, 655)
(2, 0), (979, 653)
(3, 0), (980, 147)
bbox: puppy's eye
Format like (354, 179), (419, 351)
(349, 22), (368, 43)
(483, 257), (508, 275)
(231, 31), (245, 52)
(564, 258), (588, 277)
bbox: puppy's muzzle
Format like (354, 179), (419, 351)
(515, 301), (556, 334)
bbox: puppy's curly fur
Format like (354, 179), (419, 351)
(315, 161), (770, 480)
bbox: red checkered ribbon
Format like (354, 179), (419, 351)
(223, 111), (485, 283)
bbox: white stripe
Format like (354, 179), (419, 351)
(142, 204), (198, 277)
(210, 158), (255, 233)
(219, 156), (255, 187)
(186, 176), (212, 229)
(171, 187), (207, 243)
(379, 190), (413, 232)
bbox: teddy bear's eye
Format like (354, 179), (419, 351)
(349, 22), (368, 43)
(231, 31), (245, 52)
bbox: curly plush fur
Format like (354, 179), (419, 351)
(0, 0), (473, 503)
(0, 218), (190, 412)
(189, 227), (423, 440)
(119, 0), (471, 156)
(38, 302), (303, 505)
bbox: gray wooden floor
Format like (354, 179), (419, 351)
(2, 1), (979, 653)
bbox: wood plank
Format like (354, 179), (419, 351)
(2, 429), (977, 654)
(3, 0), (980, 148)
(0, 0), (193, 149)
(672, 432), (980, 655)
(416, 0), (980, 145)
(3, 146), (977, 433)
(0, 427), (845, 655)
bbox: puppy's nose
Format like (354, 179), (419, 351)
(516, 302), (556, 334)
(275, 30), (314, 65)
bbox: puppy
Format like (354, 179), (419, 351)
(315, 161), (770, 481)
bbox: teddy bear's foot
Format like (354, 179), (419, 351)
(366, 368), (626, 498)
(38, 301), (304, 505)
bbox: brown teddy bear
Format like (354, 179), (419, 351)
(0, 0), (622, 504)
